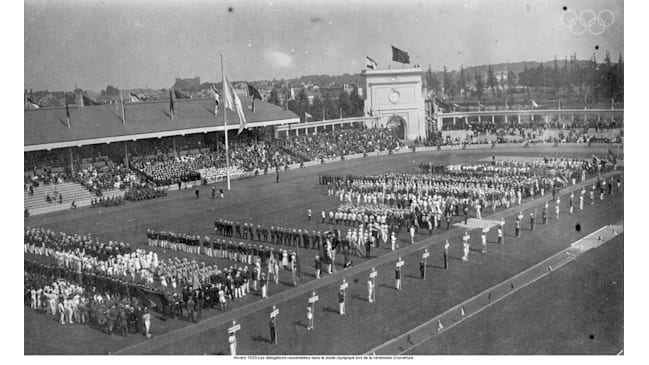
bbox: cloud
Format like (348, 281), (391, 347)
(264, 49), (294, 68)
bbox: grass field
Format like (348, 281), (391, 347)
(24, 146), (624, 355)
(407, 233), (624, 355)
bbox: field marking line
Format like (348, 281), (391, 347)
(367, 222), (623, 355)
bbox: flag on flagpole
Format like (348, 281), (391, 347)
(505, 100), (509, 110)
(25, 96), (40, 109)
(391, 45), (410, 64)
(82, 94), (100, 106)
(531, 100), (539, 108)
(129, 93), (144, 102)
(223, 75), (247, 134)
(366, 56), (378, 69)
(211, 85), (220, 116)
(65, 103), (71, 128)
(169, 89), (175, 120)
(305, 111), (313, 122)
(339, 108), (343, 119)
(611, 98), (614, 110)
(248, 84), (262, 112)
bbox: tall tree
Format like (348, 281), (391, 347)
(536, 62), (545, 89)
(311, 95), (324, 120)
(486, 65), (497, 100)
(506, 68), (517, 94)
(268, 88), (280, 105)
(616, 53), (624, 101)
(552, 55), (560, 92)
(561, 57), (571, 96)
(323, 97), (337, 121)
(426, 67), (441, 94)
(349, 87), (364, 116)
(442, 66), (454, 99)
(456, 65), (467, 100)
(338, 91), (352, 118)
(474, 71), (484, 101)
(297, 88), (309, 112)
(519, 63), (529, 86)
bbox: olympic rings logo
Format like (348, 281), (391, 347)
(560, 9), (615, 36)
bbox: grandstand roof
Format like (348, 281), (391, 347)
(24, 96), (299, 151)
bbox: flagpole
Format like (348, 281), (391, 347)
(221, 54), (231, 191)
(120, 90), (126, 125)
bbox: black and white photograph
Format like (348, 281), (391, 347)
(20, 0), (631, 358)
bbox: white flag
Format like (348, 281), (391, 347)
(366, 56), (378, 69)
(212, 85), (220, 115)
(223, 75), (247, 133)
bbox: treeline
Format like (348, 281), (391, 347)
(269, 88), (365, 122)
(426, 52), (623, 105)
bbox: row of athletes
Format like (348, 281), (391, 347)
(332, 173), (561, 204)
(146, 229), (304, 267)
(211, 219), (336, 251)
(25, 227), (133, 262)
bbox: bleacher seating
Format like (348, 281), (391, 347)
(24, 182), (124, 215)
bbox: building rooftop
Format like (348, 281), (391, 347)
(24, 96), (298, 151)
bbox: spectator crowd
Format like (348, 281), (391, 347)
(281, 127), (400, 160)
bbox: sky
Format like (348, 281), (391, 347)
(24, 0), (624, 91)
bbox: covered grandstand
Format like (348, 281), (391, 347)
(24, 96), (300, 215)
(24, 96), (299, 152)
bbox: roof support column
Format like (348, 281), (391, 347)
(124, 141), (129, 169)
(68, 147), (74, 175)
(172, 135), (177, 158)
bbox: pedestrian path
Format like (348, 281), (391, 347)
(115, 170), (620, 355)
(366, 221), (623, 355)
